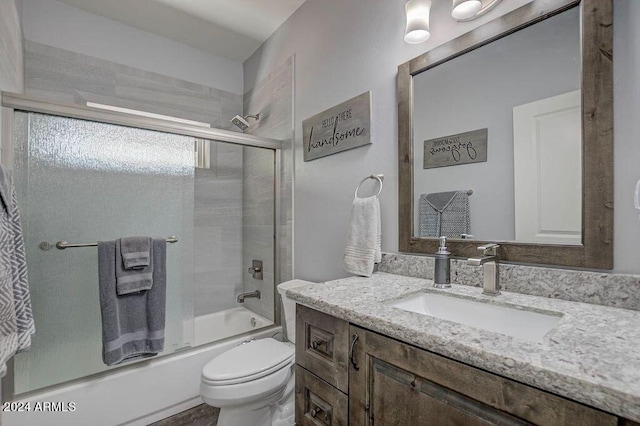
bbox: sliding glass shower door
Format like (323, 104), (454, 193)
(12, 112), (195, 393)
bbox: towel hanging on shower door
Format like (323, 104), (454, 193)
(0, 165), (35, 378)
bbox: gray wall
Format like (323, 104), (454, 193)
(244, 0), (532, 282)
(244, 57), (294, 283)
(0, 0), (23, 93)
(613, 1), (640, 275)
(20, 0), (243, 94)
(18, 1), (252, 318)
(241, 146), (275, 321)
(0, 0), (24, 163)
(413, 8), (580, 241)
(21, 42), (245, 318)
(194, 144), (244, 317)
(23, 41), (242, 131)
(245, 0), (640, 277)
(242, 57), (294, 320)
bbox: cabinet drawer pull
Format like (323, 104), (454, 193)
(350, 333), (360, 371)
(307, 394), (332, 425)
(309, 407), (331, 423)
(311, 340), (324, 350)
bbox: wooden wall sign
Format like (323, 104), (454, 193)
(423, 128), (488, 169)
(302, 91), (371, 161)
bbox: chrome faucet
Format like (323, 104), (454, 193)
(467, 243), (500, 296)
(237, 290), (261, 303)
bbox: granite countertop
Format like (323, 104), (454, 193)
(287, 272), (640, 422)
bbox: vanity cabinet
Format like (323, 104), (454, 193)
(295, 305), (350, 425)
(349, 325), (616, 426)
(295, 305), (634, 425)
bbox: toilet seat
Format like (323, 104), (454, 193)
(202, 339), (294, 386)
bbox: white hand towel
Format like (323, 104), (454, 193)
(343, 196), (381, 277)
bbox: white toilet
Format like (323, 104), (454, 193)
(200, 279), (313, 426)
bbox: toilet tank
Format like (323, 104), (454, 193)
(277, 280), (315, 344)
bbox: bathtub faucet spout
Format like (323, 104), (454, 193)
(237, 290), (261, 303)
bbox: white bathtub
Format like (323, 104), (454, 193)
(2, 325), (280, 426)
(194, 307), (274, 346)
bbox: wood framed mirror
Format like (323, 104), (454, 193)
(398, 0), (613, 269)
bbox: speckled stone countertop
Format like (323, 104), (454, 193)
(287, 273), (640, 422)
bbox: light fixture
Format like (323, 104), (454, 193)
(451, 0), (502, 21)
(404, 0), (432, 44)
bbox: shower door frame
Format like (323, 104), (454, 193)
(1, 91), (284, 395)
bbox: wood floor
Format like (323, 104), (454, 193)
(149, 404), (219, 426)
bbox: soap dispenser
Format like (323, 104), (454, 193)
(434, 236), (451, 289)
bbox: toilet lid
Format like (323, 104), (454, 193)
(202, 339), (294, 385)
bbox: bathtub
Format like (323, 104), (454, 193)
(2, 325), (280, 426)
(194, 307), (274, 346)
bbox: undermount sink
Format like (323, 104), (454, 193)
(390, 292), (562, 342)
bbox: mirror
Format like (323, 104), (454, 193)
(398, 0), (613, 269)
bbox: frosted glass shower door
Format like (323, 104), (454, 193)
(12, 112), (195, 394)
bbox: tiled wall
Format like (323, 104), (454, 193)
(378, 253), (640, 311)
(23, 41), (242, 130)
(22, 41), (246, 317)
(21, 41), (295, 320)
(0, 0), (23, 93)
(0, 0), (24, 164)
(194, 144), (243, 316)
(241, 147), (275, 320)
(242, 57), (294, 319)
(244, 57), (294, 282)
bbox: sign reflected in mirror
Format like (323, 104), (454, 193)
(423, 128), (488, 169)
(412, 7), (581, 245)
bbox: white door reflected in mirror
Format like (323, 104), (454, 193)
(513, 90), (582, 245)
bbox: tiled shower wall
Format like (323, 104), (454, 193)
(194, 145), (243, 316)
(23, 41), (242, 130)
(243, 57), (294, 319)
(0, 0), (23, 164)
(23, 41), (245, 317)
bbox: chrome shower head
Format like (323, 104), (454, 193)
(230, 113), (260, 131)
(231, 115), (250, 130)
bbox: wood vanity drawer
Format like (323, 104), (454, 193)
(296, 305), (349, 393)
(295, 365), (348, 426)
(349, 326), (618, 426)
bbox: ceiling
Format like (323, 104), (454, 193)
(56, 0), (307, 62)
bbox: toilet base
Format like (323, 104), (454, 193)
(271, 385), (294, 426)
(215, 374), (294, 426)
(217, 404), (272, 426)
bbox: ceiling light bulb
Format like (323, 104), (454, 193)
(404, 0), (432, 44)
(452, 0), (483, 20)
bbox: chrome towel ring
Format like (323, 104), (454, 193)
(354, 174), (384, 199)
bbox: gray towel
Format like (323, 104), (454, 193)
(98, 239), (166, 366)
(120, 236), (150, 270)
(419, 191), (470, 238)
(0, 165), (34, 378)
(116, 238), (153, 295)
(343, 196), (381, 277)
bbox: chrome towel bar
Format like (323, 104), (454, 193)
(38, 236), (179, 251)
